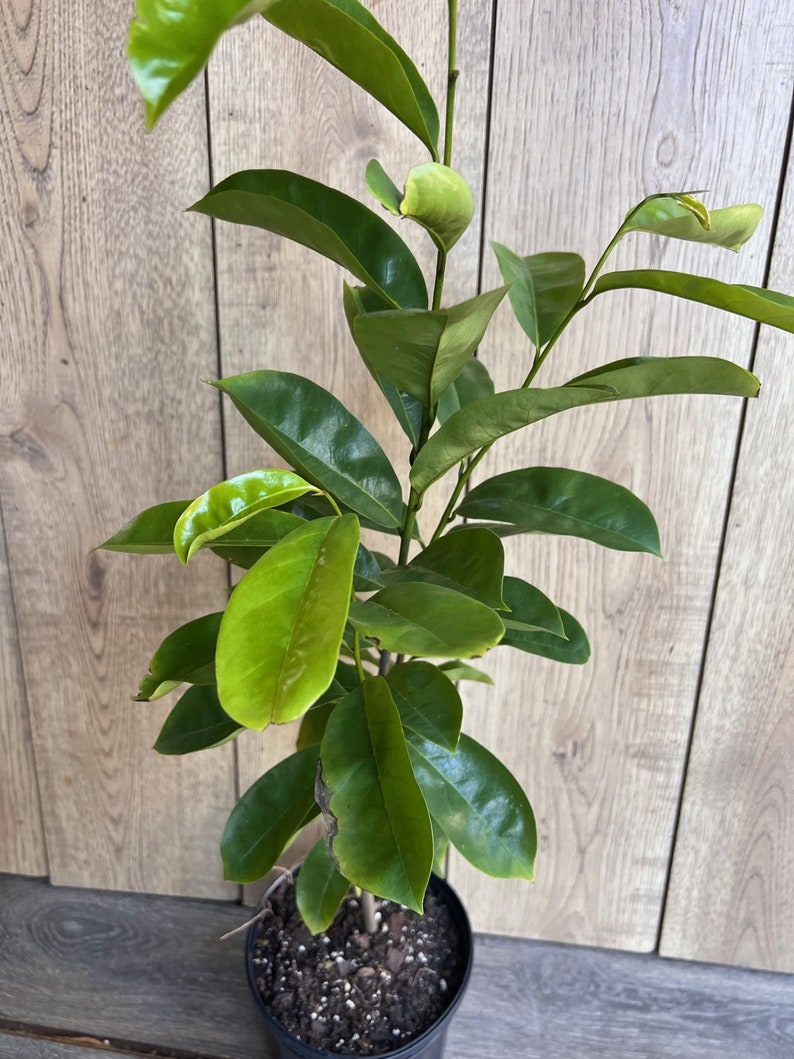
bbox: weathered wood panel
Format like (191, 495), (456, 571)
(449, 0), (794, 948)
(205, 1), (495, 900)
(0, 1037), (146, 1059)
(1, 875), (792, 1059)
(659, 148), (794, 973)
(0, 0), (235, 895)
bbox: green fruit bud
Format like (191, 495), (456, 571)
(400, 163), (474, 252)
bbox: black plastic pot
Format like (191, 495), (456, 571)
(245, 873), (473, 1059)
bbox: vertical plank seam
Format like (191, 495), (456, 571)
(653, 85), (794, 955)
(474, 0), (500, 301)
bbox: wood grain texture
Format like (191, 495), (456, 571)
(1, 874), (792, 1059)
(0, 1035), (148, 1059)
(0, 0), (236, 895)
(205, 1), (496, 901)
(448, 0), (794, 948)
(0, 503), (47, 875)
(659, 146), (794, 972)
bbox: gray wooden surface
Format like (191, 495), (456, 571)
(1, 875), (792, 1059)
(0, 1035), (145, 1059)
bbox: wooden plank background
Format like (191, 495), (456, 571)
(0, 0), (791, 969)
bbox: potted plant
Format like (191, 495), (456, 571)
(101, 0), (794, 1055)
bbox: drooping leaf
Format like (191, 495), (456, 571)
(296, 840), (351, 935)
(623, 195), (763, 252)
(351, 287), (508, 409)
(590, 270), (794, 333)
(134, 612), (223, 701)
(347, 583), (504, 659)
(408, 734), (536, 880)
(492, 246), (586, 348)
(457, 467), (662, 556)
(221, 746), (320, 883)
(318, 680), (433, 911)
(400, 163), (475, 252)
(190, 170), (427, 309)
(385, 661), (462, 752)
(501, 606), (590, 664)
(209, 509), (306, 568)
(498, 577), (565, 638)
(154, 685), (243, 755)
(366, 159), (402, 215)
(438, 660), (494, 685)
(381, 527), (507, 607)
(216, 516), (359, 728)
(436, 357), (495, 425)
(97, 500), (191, 554)
(410, 356), (761, 493)
(174, 469), (316, 564)
(213, 371), (404, 530)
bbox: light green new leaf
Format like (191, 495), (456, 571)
(296, 840), (351, 935)
(385, 661), (462, 752)
(352, 287), (508, 409)
(457, 467), (661, 556)
(214, 371), (404, 531)
(216, 516), (359, 728)
(366, 159), (402, 215)
(98, 500), (191, 554)
(318, 680), (433, 911)
(492, 246), (586, 348)
(590, 270), (794, 333)
(221, 746), (320, 883)
(400, 163), (475, 252)
(174, 470), (315, 564)
(408, 734), (536, 880)
(438, 660), (494, 685)
(347, 583), (504, 659)
(154, 685), (243, 755)
(624, 195), (763, 251)
(209, 509), (306, 569)
(135, 612), (222, 701)
(411, 356), (761, 493)
(501, 605), (590, 664)
(191, 171), (427, 310)
(498, 577), (565, 638)
(436, 357), (495, 425)
(381, 527), (507, 607)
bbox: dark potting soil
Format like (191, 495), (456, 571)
(250, 881), (467, 1055)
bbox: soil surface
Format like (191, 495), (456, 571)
(250, 880), (468, 1055)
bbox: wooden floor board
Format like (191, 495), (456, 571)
(0, 1033), (150, 1059)
(1, 875), (791, 1059)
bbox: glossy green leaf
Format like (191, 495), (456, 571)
(385, 661), (462, 752)
(174, 470), (315, 564)
(221, 746), (320, 883)
(492, 246), (586, 348)
(400, 163), (475, 252)
(296, 840), (351, 934)
(297, 697), (339, 750)
(623, 195), (763, 251)
(366, 159), (402, 215)
(438, 660), (494, 685)
(134, 613), (222, 701)
(501, 606), (590, 664)
(216, 516), (359, 728)
(190, 170), (427, 310)
(498, 577), (565, 638)
(458, 467), (661, 556)
(408, 734), (536, 880)
(154, 685), (243, 755)
(263, 0), (439, 156)
(351, 287), (508, 409)
(590, 270), (794, 333)
(98, 500), (191, 554)
(353, 543), (386, 591)
(209, 509), (306, 568)
(128, 0), (268, 129)
(436, 357), (495, 425)
(411, 356), (761, 493)
(318, 680), (433, 911)
(381, 527), (507, 607)
(432, 817), (449, 877)
(214, 371), (404, 530)
(348, 583), (504, 659)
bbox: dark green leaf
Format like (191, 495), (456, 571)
(216, 516), (359, 728)
(296, 840), (351, 934)
(438, 660), (494, 685)
(623, 195), (763, 251)
(385, 661), (462, 751)
(354, 543), (386, 591)
(590, 270), (794, 333)
(458, 467), (662, 556)
(214, 371), (404, 530)
(499, 577), (564, 637)
(348, 583), (504, 659)
(221, 746), (320, 883)
(493, 246), (585, 347)
(318, 680), (433, 911)
(501, 606), (590, 664)
(565, 356), (761, 397)
(408, 734), (536, 880)
(381, 527), (507, 607)
(209, 509), (306, 568)
(190, 170), (427, 309)
(97, 500), (191, 554)
(436, 358), (495, 425)
(134, 612), (222, 701)
(297, 698), (339, 750)
(431, 817), (449, 877)
(154, 685), (243, 755)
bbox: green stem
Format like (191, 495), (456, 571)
(352, 628), (366, 683)
(432, 249), (448, 311)
(443, 0), (459, 168)
(429, 444), (491, 542)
